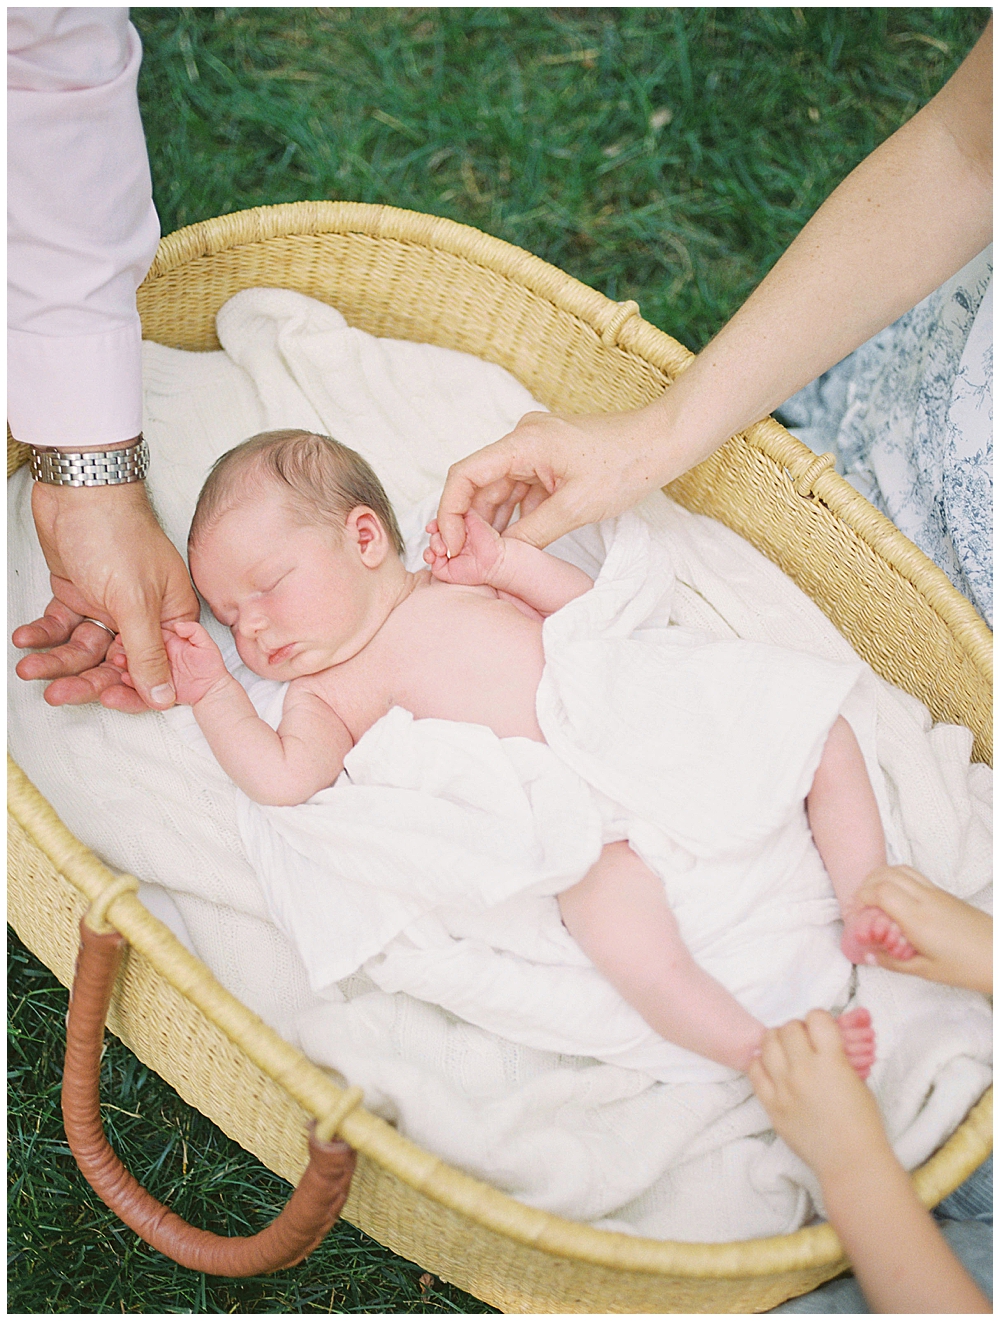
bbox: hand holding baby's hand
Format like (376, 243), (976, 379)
(424, 511), (506, 587)
(748, 1010), (889, 1185)
(161, 621), (231, 706)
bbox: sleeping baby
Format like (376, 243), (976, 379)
(122, 428), (924, 1079)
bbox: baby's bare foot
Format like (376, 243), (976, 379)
(837, 1006), (876, 1079)
(841, 905), (917, 966)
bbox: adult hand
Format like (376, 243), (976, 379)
(853, 866), (992, 995)
(436, 405), (675, 556)
(12, 480), (199, 712)
(747, 1010), (890, 1185)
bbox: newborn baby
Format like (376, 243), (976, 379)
(129, 429), (920, 1077)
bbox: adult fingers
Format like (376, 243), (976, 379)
(503, 486), (589, 550)
(518, 482), (551, 520)
(489, 480), (532, 533)
(468, 476), (521, 530)
(100, 681), (155, 714)
(117, 607), (177, 710)
(42, 661), (132, 707)
(438, 445), (517, 555)
(14, 618), (116, 682)
(11, 599), (87, 651)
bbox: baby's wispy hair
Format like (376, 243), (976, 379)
(190, 429), (405, 557)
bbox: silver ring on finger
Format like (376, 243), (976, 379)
(80, 617), (117, 639)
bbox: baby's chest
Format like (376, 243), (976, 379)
(323, 598), (546, 737)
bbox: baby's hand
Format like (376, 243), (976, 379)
(748, 1010), (890, 1185)
(160, 620), (231, 706)
(853, 866), (992, 995)
(424, 510), (506, 587)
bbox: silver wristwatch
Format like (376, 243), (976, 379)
(29, 435), (150, 487)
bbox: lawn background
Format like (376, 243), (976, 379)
(9, 7), (989, 1315)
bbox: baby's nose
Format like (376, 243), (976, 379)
(233, 608), (266, 639)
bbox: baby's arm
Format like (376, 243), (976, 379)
(749, 1012), (989, 1314)
(424, 511), (592, 616)
(164, 622), (352, 806)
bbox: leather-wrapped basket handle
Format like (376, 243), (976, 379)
(62, 918), (357, 1276)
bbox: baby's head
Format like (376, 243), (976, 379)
(189, 429), (407, 679)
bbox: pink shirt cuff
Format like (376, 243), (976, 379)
(8, 324), (144, 447)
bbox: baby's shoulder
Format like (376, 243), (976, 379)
(418, 576), (500, 606)
(287, 670), (345, 710)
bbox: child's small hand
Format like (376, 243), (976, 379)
(160, 620), (231, 706)
(748, 1010), (890, 1185)
(423, 511), (506, 587)
(853, 866), (992, 994)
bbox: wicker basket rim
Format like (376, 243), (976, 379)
(8, 199), (992, 1280)
(8, 756), (993, 1278)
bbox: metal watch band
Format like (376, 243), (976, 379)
(29, 437), (150, 487)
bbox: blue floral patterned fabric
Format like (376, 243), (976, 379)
(779, 247), (993, 626)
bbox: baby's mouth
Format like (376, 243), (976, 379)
(266, 642), (298, 666)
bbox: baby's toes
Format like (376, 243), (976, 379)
(842, 906), (909, 965)
(837, 1013), (876, 1078)
(884, 922), (917, 960)
(838, 1006), (872, 1034)
(841, 908), (880, 963)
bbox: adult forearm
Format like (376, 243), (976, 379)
(7, 8), (160, 446)
(639, 24), (992, 483)
(822, 1153), (990, 1313)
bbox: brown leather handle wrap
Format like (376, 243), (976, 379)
(62, 919), (356, 1276)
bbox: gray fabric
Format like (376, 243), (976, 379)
(934, 1153), (992, 1225)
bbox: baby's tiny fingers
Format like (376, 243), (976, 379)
(170, 619), (201, 640)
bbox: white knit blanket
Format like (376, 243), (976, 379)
(7, 287), (992, 1241)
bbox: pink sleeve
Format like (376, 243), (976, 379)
(7, 7), (161, 446)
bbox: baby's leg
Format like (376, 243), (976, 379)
(559, 842), (874, 1077)
(558, 842), (762, 1070)
(807, 717), (916, 966)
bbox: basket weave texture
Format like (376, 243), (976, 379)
(8, 200), (993, 1313)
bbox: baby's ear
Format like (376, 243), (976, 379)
(346, 506), (390, 566)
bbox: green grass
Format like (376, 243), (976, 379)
(133, 6), (987, 351)
(8, 931), (493, 1315)
(9, 7), (989, 1314)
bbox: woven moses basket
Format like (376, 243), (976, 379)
(8, 201), (993, 1313)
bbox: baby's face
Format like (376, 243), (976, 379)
(190, 493), (386, 680)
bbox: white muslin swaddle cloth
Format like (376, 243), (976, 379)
(236, 509), (887, 1083)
